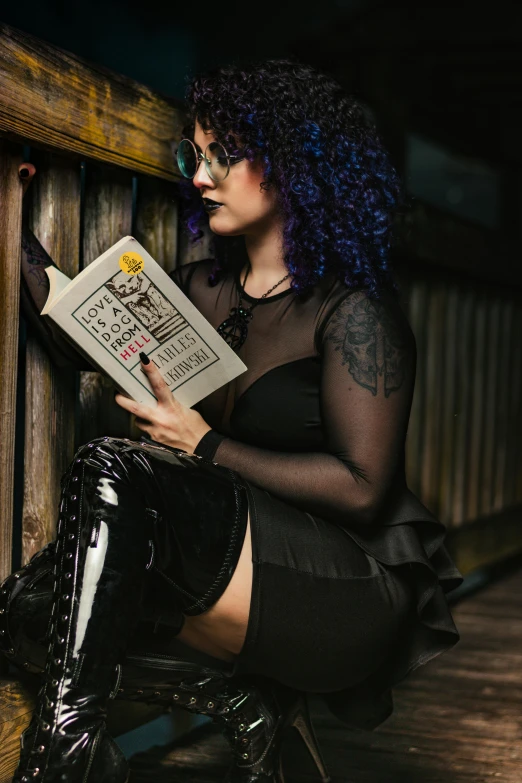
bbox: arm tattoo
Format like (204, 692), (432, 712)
(325, 294), (408, 397)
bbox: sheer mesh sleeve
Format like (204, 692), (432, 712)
(207, 288), (417, 526)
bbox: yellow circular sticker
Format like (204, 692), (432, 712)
(119, 251), (144, 275)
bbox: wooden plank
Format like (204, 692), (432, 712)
(22, 151), (80, 563)
(420, 282), (445, 518)
(505, 303), (522, 506)
(493, 301), (514, 512)
(452, 289), (474, 526)
(135, 176), (179, 273)
(0, 23), (186, 181)
(0, 140), (23, 583)
(404, 276), (428, 500)
(466, 290), (487, 521)
(480, 296), (502, 516)
(439, 283), (460, 527)
(79, 162), (133, 444)
(178, 220), (214, 266)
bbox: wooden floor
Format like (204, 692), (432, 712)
(128, 566), (522, 783)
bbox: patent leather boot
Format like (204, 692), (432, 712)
(1, 542), (330, 783)
(8, 435), (249, 782)
(12, 441), (152, 782)
(110, 655), (331, 783)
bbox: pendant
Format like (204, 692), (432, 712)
(216, 306), (253, 351)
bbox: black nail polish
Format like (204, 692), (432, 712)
(20, 168), (30, 178)
(139, 352), (150, 365)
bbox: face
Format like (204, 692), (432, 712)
(191, 119), (280, 237)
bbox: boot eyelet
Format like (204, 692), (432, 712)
(172, 694), (179, 700)
(42, 723), (50, 731)
(154, 691), (161, 696)
(53, 658), (61, 665)
(65, 573), (72, 579)
(0, 608), (4, 614)
(207, 701), (215, 708)
(69, 516), (76, 522)
(72, 476), (79, 482)
(65, 553), (73, 559)
(62, 595), (70, 601)
(51, 679), (58, 686)
(242, 738), (249, 744)
(242, 753), (249, 759)
(223, 707), (230, 713)
(137, 690), (144, 695)
(61, 615), (68, 621)
(70, 495), (77, 501)
(37, 745), (45, 753)
(32, 769), (40, 777)
(68, 534), (75, 541)
(189, 697), (197, 704)
(238, 723), (245, 731)
(56, 636), (65, 644)
(0, 630), (5, 636)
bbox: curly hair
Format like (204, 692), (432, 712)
(179, 59), (403, 300)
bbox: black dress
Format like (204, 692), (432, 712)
(170, 258), (463, 731)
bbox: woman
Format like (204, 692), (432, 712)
(3, 59), (462, 782)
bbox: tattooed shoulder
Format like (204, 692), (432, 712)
(324, 291), (410, 397)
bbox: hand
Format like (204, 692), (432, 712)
(114, 352), (212, 454)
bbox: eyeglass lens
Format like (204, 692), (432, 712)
(176, 140), (230, 182)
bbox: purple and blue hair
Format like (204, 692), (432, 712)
(179, 59), (403, 300)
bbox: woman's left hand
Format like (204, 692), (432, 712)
(114, 353), (212, 453)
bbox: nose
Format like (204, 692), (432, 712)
(192, 158), (215, 191)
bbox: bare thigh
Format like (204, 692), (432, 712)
(176, 512), (253, 661)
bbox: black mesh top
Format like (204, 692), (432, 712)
(172, 259), (414, 526)
(170, 258), (463, 729)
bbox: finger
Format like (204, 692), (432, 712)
(114, 392), (154, 420)
(139, 352), (175, 405)
(19, 163), (36, 199)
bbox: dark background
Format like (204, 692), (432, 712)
(2, 2), (522, 238)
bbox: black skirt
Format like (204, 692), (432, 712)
(231, 478), (462, 731)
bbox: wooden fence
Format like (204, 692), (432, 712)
(0, 22), (521, 588)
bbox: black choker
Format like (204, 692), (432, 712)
(217, 263), (291, 351)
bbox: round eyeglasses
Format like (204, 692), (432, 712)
(176, 139), (244, 182)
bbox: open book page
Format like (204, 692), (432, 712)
(42, 266), (73, 308)
(41, 236), (247, 408)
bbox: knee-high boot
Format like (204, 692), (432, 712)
(4, 436), (329, 783)
(10, 435), (248, 782)
(1, 542), (331, 783)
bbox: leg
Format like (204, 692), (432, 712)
(11, 436), (250, 782)
(3, 438), (329, 783)
(178, 512), (253, 660)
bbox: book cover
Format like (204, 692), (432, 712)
(41, 236), (247, 408)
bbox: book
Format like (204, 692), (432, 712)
(41, 236), (247, 408)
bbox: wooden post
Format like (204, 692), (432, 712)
(21, 151), (81, 563)
(135, 176), (179, 273)
(0, 139), (22, 582)
(79, 163), (133, 444)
